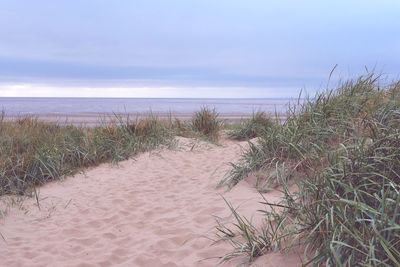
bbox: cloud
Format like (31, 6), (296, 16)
(0, 83), (300, 98)
(0, 0), (399, 97)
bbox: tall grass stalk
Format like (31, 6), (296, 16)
(191, 107), (222, 141)
(228, 111), (273, 141)
(0, 115), (173, 196)
(219, 75), (400, 266)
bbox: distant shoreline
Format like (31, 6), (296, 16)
(2, 111), (286, 126)
(0, 97), (292, 125)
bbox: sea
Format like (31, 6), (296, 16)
(0, 98), (298, 116)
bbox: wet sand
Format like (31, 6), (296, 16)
(3, 112), (286, 127)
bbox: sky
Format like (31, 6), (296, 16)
(0, 0), (399, 98)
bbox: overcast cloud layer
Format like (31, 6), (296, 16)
(0, 1), (399, 97)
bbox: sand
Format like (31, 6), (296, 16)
(4, 113), (255, 127)
(0, 136), (301, 267)
(4, 112), (286, 127)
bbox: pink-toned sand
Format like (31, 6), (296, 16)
(0, 137), (302, 267)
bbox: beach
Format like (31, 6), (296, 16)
(0, 135), (301, 267)
(0, 97), (291, 126)
(1, 112), (266, 127)
(1, 1), (398, 265)
(1, 79), (399, 266)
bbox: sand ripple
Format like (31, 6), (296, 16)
(1, 137), (300, 266)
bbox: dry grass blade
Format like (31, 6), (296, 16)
(219, 75), (400, 266)
(215, 197), (283, 266)
(191, 107), (222, 142)
(0, 115), (174, 196)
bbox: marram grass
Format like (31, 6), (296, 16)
(0, 108), (225, 196)
(219, 75), (400, 266)
(0, 114), (174, 196)
(191, 107), (222, 141)
(227, 111), (273, 141)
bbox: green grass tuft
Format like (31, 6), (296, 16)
(219, 75), (400, 266)
(0, 115), (173, 196)
(191, 107), (222, 141)
(228, 111), (273, 141)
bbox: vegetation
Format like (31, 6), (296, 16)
(227, 111), (273, 140)
(0, 114), (174, 196)
(216, 198), (279, 264)
(219, 75), (400, 266)
(0, 105), (228, 196)
(0, 106), (226, 196)
(191, 107), (222, 141)
(2, 78), (398, 266)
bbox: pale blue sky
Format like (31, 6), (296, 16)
(0, 1), (399, 97)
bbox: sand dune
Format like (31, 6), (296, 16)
(1, 137), (301, 267)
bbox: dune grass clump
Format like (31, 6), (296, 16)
(215, 198), (282, 265)
(0, 115), (173, 196)
(169, 118), (196, 138)
(219, 75), (400, 266)
(191, 107), (222, 141)
(228, 111), (273, 140)
(220, 75), (388, 188)
(277, 112), (400, 266)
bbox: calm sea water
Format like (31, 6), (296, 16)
(0, 97), (297, 116)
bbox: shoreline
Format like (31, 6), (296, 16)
(3, 111), (286, 126)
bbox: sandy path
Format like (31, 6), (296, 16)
(0, 137), (301, 267)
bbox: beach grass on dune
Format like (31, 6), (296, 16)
(2, 81), (399, 266)
(0, 114), (174, 196)
(227, 111), (273, 141)
(191, 107), (222, 141)
(0, 107), (225, 196)
(219, 75), (400, 266)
